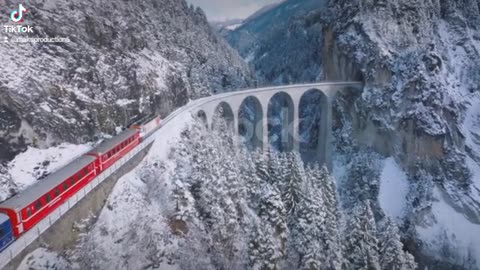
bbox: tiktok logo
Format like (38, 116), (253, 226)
(10, 4), (28, 23)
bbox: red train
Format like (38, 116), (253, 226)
(0, 116), (161, 250)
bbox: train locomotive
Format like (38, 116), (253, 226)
(0, 116), (161, 252)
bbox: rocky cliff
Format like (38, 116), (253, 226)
(328, 0), (480, 267)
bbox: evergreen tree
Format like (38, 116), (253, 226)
(310, 165), (343, 269)
(294, 177), (328, 270)
(258, 183), (288, 242)
(344, 200), (381, 270)
(241, 150), (263, 208)
(248, 224), (282, 270)
(378, 218), (417, 270)
(280, 152), (305, 217)
(255, 150), (271, 183)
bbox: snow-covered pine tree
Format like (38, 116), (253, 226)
(276, 152), (289, 184)
(258, 183), (288, 243)
(378, 218), (417, 270)
(344, 200), (381, 270)
(293, 172), (328, 270)
(280, 152), (305, 217)
(267, 148), (283, 183)
(310, 165), (343, 269)
(248, 223), (282, 270)
(255, 150), (271, 183)
(240, 148), (264, 208)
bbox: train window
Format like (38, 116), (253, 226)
(46, 194), (51, 203)
(26, 209), (31, 218)
(55, 188), (60, 197)
(71, 178), (75, 186)
(0, 228), (3, 237)
(63, 182), (68, 191)
(35, 200), (42, 211)
(84, 168), (88, 175)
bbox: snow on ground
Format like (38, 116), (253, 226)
(416, 187), (480, 268)
(378, 157), (409, 221)
(225, 23), (243, 30)
(77, 112), (193, 269)
(1, 143), (92, 203)
(73, 111), (193, 269)
(17, 248), (70, 270)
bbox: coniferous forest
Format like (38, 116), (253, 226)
(168, 118), (416, 270)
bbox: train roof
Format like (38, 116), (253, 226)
(88, 129), (138, 155)
(0, 155), (96, 210)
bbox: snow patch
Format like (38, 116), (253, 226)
(73, 111), (194, 268)
(6, 143), (91, 198)
(115, 99), (136, 106)
(416, 187), (480, 268)
(225, 23), (243, 30)
(378, 158), (409, 221)
(17, 248), (70, 270)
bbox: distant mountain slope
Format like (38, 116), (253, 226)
(243, 1), (285, 23)
(225, 0), (327, 85)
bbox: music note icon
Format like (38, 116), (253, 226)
(10, 4), (28, 23)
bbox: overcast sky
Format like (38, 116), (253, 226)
(186, 0), (281, 21)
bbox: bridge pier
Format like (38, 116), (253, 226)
(262, 105), (269, 154)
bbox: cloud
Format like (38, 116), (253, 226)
(186, 0), (281, 21)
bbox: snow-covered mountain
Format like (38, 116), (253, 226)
(0, 0), (254, 201)
(226, 0), (480, 268)
(0, 0), (254, 162)
(4, 0), (480, 269)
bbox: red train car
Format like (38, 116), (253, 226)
(0, 115), (159, 246)
(130, 115), (161, 138)
(0, 156), (97, 236)
(86, 129), (140, 172)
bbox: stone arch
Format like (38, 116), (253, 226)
(196, 110), (208, 128)
(299, 89), (329, 164)
(268, 92), (295, 152)
(212, 101), (234, 131)
(238, 96), (263, 150)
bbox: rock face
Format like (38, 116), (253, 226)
(0, 0), (254, 162)
(328, 1), (480, 267)
(328, 0), (480, 207)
